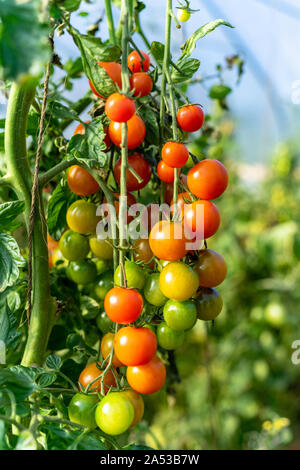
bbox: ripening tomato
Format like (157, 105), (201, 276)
(105, 93), (136, 122)
(177, 105), (205, 132)
(114, 326), (157, 366)
(114, 260), (146, 289)
(157, 322), (185, 350)
(104, 287), (143, 324)
(187, 159), (228, 200)
(114, 152), (151, 191)
(122, 390), (144, 427)
(159, 262), (199, 301)
(143, 273), (168, 307)
(184, 199), (220, 239)
(108, 115), (146, 149)
(95, 392), (134, 435)
(196, 287), (223, 320)
(149, 220), (188, 261)
(59, 230), (89, 261)
(162, 142), (189, 168)
(171, 192), (193, 217)
(157, 160), (180, 183)
(89, 61), (122, 98)
(101, 333), (123, 367)
(47, 233), (59, 252)
(133, 237), (154, 268)
(127, 356), (166, 395)
(128, 50), (150, 73)
(67, 260), (97, 285)
(78, 362), (116, 393)
(130, 72), (153, 97)
(67, 200), (100, 234)
(194, 249), (227, 287)
(74, 121), (111, 151)
(67, 165), (99, 197)
(163, 299), (197, 331)
(74, 121), (90, 135)
(104, 191), (137, 224)
(68, 393), (98, 429)
(89, 234), (113, 260)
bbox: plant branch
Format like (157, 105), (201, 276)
(104, 0), (117, 44)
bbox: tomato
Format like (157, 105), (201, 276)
(128, 50), (150, 73)
(67, 200), (100, 234)
(114, 260), (146, 289)
(104, 287), (143, 324)
(114, 326), (157, 366)
(74, 121), (111, 151)
(51, 247), (67, 268)
(68, 393), (98, 429)
(194, 249), (227, 287)
(164, 174), (187, 204)
(67, 260), (97, 285)
(130, 72), (153, 97)
(74, 122), (88, 135)
(177, 105), (205, 132)
(133, 237), (154, 267)
(163, 299), (197, 331)
(95, 392), (134, 435)
(196, 287), (223, 320)
(101, 333), (123, 367)
(187, 159), (228, 200)
(122, 389), (144, 427)
(177, 8), (191, 22)
(114, 152), (151, 191)
(162, 142), (189, 168)
(105, 92), (136, 123)
(127, 356), (166, 395)
(149, 220), (188, 261)
(47, 233), (59, 251)
(96, 259), (111, 275)
(157, 322), (185, 350)
(89, 61), (122, 98)
(67, 165), (99, 197)
(78, 362), (116, 393)
(89, 234), (113, 260)
(159, 262), (199, 301)
(108, 115), (146, 149)
(171, 191), (193, 217)
(96, 310), (114, 334)
(157, 160), (180, 183)
(59, 230), (89, 261)
(185, 199), (220, 239)
(94, 270), (114, 300)
(104, 191), (137, 224)
(143, 273), (168, 307)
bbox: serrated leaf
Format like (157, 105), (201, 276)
(171, 57), (200, 84)
(0, 368), (36, 401)
(45, 354), (62, 370)
(0, 233), (24, 292)
(48, 101), (78, 120)
(38, 372), (57, 388)
(0, 201), (25, 231)
(47, 183), (78, 241)
(181, 19), (234, 57)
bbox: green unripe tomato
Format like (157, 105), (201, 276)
(68, 393), (99, 429)
(89, 234), (114, 260)
(67, 260), (97, 285)
(144, 273), (168, 307)
(96, 310), (114, 334)
(157, 322), (185, 350)
(163, 299), (197, 331)
(94, 271), (114, 300)
(264, 302), (286, 328)
(95, 259), (111, 275)
(177, 8), (190, 22)
(114, 261), (146, 290)
(95, 392), (134, 435)
(196, 287), (223, 321)
(59, 230), (89, 261)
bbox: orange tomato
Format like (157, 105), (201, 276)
(104, 287), (143, 324)
(184, 199), (220, 240)
(114, 326), (157, 366)
(78, 362), (116, 393)
(108, 115), (146, 149)
(126, 356), (166, 394)
(67, 165), (99, 196)
(162, 142), (189, 168)
(149, 220), (188, 261)
(187, 159), (228, 200)
(89, 61), (122, 99)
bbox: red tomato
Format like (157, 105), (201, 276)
(149, 220), (188, 261)
(187, 159), (228, 200)
(67, 165), (99, 196)
(114, 327), (157, 366)
(126, 356), (166, 394)
(104, 287), (144, 324)
(108, 115), (146, 149)
(177, 105), (205, 132)
(128, 51), (150, 73)
(194, 249), (227, 287)
(157, 160), (180, 183)
(89, 61), (122, 98)
(130, 72), (153, 97)
(162, 142), (189, 168)
(105, 93), (136, 123)
(114, 152), (151, 191)
(185, 199), (220, 239)
(78, 362), (116, 393)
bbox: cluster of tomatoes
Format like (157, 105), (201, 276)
(48, 50), (229, 436)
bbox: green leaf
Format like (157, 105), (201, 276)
(0, 368), (36, 401)
(48, 101), (78, 120)
(209, 84), (232, 100)
(57, 0), (82, 12)
(38, 372), (57, 388)
(150, 41), (166, 64)
(141, 107), (159, 145)
(47, 183), (78, 241)
(64, 57), (83, 79)
(41, 423), (107, 450)
(0, 0), (51, 80)
(45, 354), (62, 370)
(0, 234), (24, 292)
(0, 201), (25, 231)
(15, 431), (38, 450)
(80, 296), (100, 319)
(171, 57), (200, 84)
(181, 19), (234, 57)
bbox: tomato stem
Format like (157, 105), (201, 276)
(104, 0), (117, 45)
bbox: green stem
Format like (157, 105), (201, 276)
(135, 8), (151, 49)
(104, 0), (117, 44)
(39, 158), (77, 187)
(5, 83), (55, 367)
